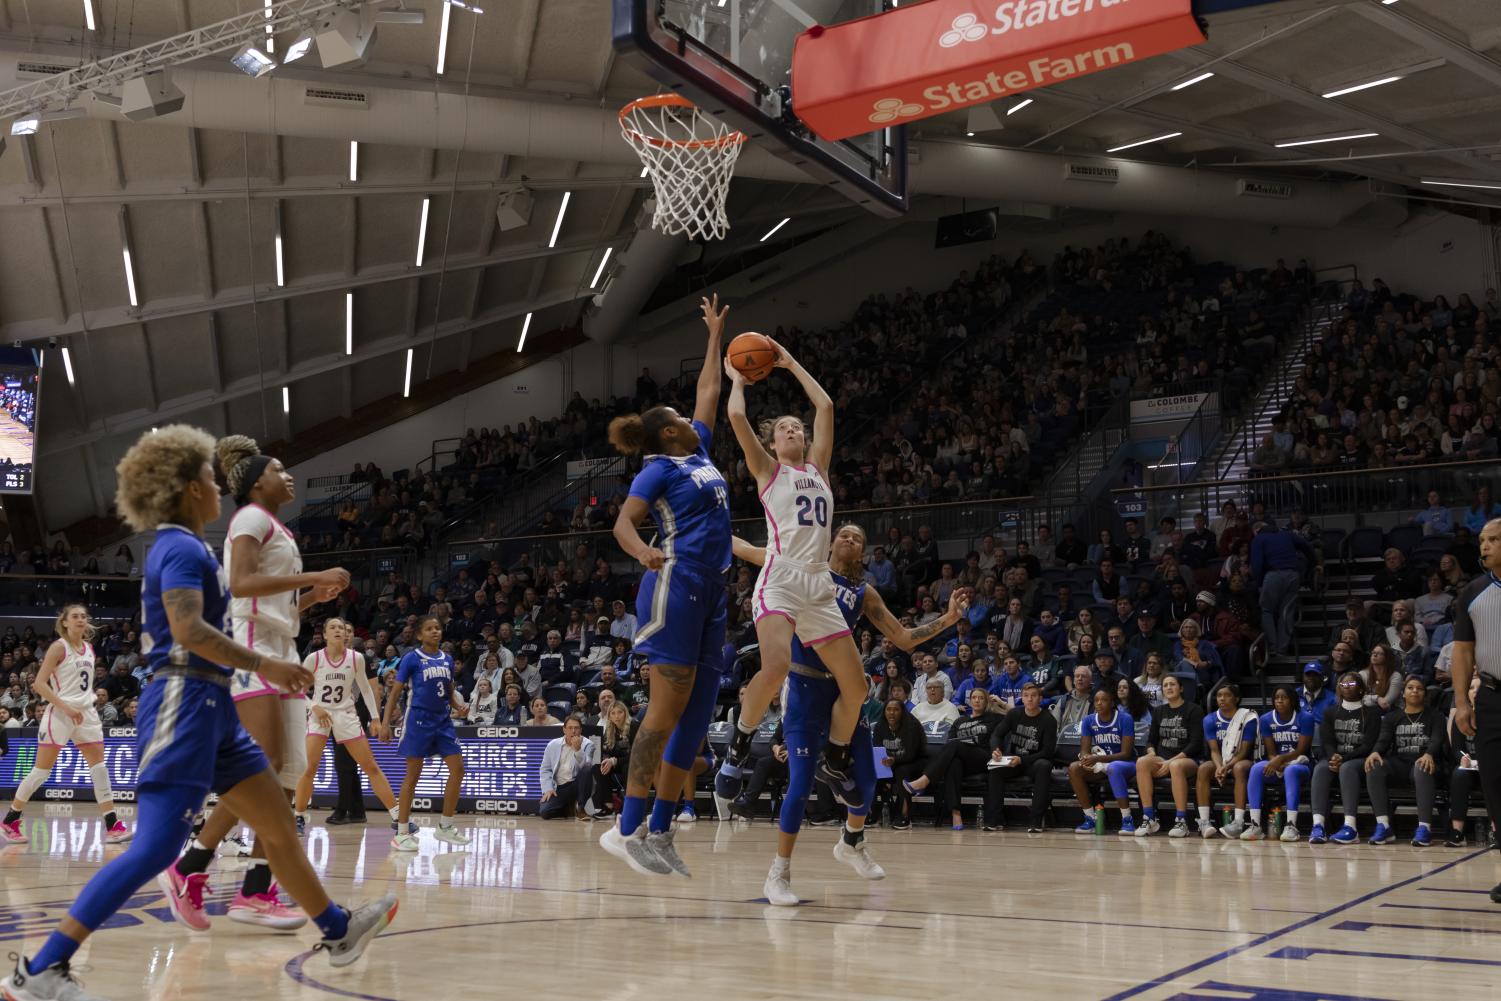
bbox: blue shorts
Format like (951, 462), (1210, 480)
(633, 562), (727, 670)
(135, 672), (268, 795)
(398, 714), (463, 760)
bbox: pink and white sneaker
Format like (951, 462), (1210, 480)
(104, 820), (132, 844)
(227, 882), (306, 930)
(155, 866), (211, 932)
(0, 819), (26, 845)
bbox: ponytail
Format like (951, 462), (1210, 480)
(609, 406), (678, 456)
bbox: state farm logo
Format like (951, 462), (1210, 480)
(940, 13), (988, 47)
(867, 97), (924, 124)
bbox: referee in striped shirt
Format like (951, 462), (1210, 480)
(1452, 518), (1501, 902)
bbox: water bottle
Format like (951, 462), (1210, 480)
(1221, 807), (1233, 829)
(1272, 807), (1285, 837)
(1094, 806), (1105, 835)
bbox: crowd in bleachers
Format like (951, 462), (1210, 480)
(1248, 278), (1501, 477)
(0, 384), (35, 431)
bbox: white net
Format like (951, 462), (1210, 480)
(620, 95), (746, 242)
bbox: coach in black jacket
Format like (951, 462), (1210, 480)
(985, 682), (1058, 832)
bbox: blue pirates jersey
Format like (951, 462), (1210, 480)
(1259, 708), (1314, 756)
(627, 419), (732, 572)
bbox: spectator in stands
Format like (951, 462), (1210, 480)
(1372, 549), (1424, 603)
(866, 546), (898, 604)
(984, 682), (1058, 833)
(1330, 599), (1384, 653)
(1104, 625), (1144, 679)
(466, 678), (498, 725)
(1089, 531), (1123, 569)
(1393, 623), (1428, 681)
(913, 678), (961, 728)
(1173, 618), (1223, 690)
(495, 684), (526, 725)
(1251, 520), (1314, 656)
(1055, 524), (1087, 569)
(996, 598), (1032, 652)
(1027, 636), (1067, 696)
(1360, 644), (1402, 712)
(1092, 558), (1123, 605)
(1053, 665), (1095, 733)
(1416, 573), (1454, 629)
(1133, 651), (1169, 704)
(1132, 674), (1204, 838)
(1445, 675), (1492, 847)
(1064, 607), (1102, 657)
(1033, 608), (1068, 655)
(515, 651), (541, 698)
(874, 698), (927, 830)
(608, 599), (637, 640)
(1309, 673), (1381, 845)
(1195, 684), (1258, 838)
(1182, 513), (1218, 569)
(1129, 607), (1173, 663)
(538, 716), (597, 820)
(954, 661), (998, 707)
(1069, 687), (1137, 834)
(1386, 600), (1428, 650)
(94, 689), (118, 728)
(1462, 484), (1501, 534)
(1413, 490), (1455, 536)
(914, 654), (954, 702)
(1438, 552), (1471, 595)
(1365, 676), (1444, 846)
(528, 696), (563, 727)
(537, 629), (577, 685)
(902, 688), (1004, 829)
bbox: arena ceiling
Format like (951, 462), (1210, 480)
(0, 0), (1496, 529)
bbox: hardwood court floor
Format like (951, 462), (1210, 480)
(0, 806), (1497, 1001)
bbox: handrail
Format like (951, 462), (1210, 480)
(447, 493), (1041, 547)
(1111, 456), (1501, 496)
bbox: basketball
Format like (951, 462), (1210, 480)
(727, 332), (778, 382)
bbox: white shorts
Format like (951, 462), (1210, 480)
(228, 626), (307, 788)
(39, 704), (103, 748)
(309, 706), (365, 744)
(752, 555), (851, 647)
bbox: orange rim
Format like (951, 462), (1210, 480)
(620, 94), (747, 151)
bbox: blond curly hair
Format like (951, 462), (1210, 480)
(114, 425), (216, 532)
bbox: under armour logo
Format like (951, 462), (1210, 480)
(940, 13), (987, 47)
(794, 747), (810, 756)
(868, 97), (924, 124)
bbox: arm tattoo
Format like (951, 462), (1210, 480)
(162, 588), (263, 673)
(909, 618), (948, 644)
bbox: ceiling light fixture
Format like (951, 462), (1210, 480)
(283, 31), (315, 63)
(264, 0), (276, 53)
(1273, 131), (1379, 148)
(966, 131), (975, 137)
(11, 108), (86, 135)
(282, 386), (290, 415)
(516, 312), (532, 353)
(346, 292), (354, 354)
(760, 218), (791, 242)
(349, 140), (359, 182)
(548, 191), (571, 248)
(231, 45), (276, 77)
(122, 248), (138, 307)
(403, 348), (413, 397)
(121, 70), (184, 122)
(83, 0), (96, 31)
(9, 118), (37, 136)
(61, 347), (75, 386)
(1006, 98), (1032, 115)
(1170, 71), (1214, 91)
(590, 247), (614, 289)
(1321, 75), (1402, 99)
(415, 197), (430, 267)
(314, 9), (377, 69)
(446, 0), (484, 11)
(274, 233), (285, 287)
(436, 0), (452, 75)
(1420, 176), (1501, 191)
(1106, 131), (1181, 153)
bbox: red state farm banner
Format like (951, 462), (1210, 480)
(791, 0), (1205, 142)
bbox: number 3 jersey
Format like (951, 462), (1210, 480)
(53, 640), (96, 709)
(396, 647), (455, 724)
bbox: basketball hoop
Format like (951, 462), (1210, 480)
(620, 94), (746, 242)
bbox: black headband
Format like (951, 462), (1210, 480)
(235, 454), (273, 503)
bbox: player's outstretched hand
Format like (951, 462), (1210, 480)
(260, 658), (313, 695)
(638, 546), (667, 571)
(701, 294), (728, 337)
(946, 587), (970, 618)
(766, 337), (791, 368)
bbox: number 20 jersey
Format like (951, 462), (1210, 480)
(760, 461), (833, 564)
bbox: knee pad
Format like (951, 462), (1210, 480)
(15, 766), (52, 803)
(89, 762), (115, 802)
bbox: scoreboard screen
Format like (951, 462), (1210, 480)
(0, 724), (564, 815)
(0, 346), (39, 494)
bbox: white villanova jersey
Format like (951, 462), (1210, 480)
(54, 641), (95, 710)
(760, 461), (834, 565)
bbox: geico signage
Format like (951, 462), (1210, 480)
(44, 788), (75, 800)
(475, 727), (519, 738)
(791, 0), (1203, 141)
(474, 800), (521, 813)
(113, 790), (136, 802)
(410, 798), (432, 810)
